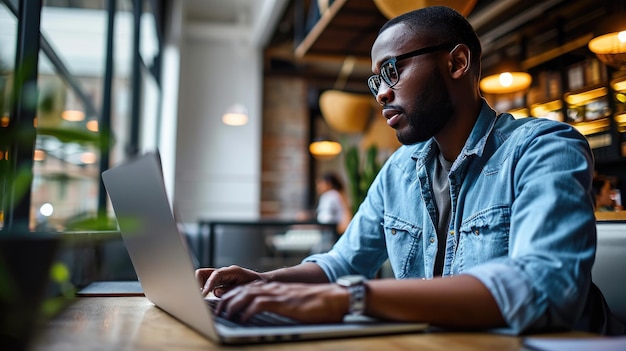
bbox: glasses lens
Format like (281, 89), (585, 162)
(368, 75), (381, 96)
(381, 60), (398, 87)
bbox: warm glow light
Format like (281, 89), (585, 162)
(40, 203), (54, 217)
(222, 104), (248, 126)
(509, 108), (530, 119)
(530, 100), (563, 121)
(1, 114), (9, 127)
(589, 30), (626, 68)
(589, 31), (626, 54)
(86, 119), (98, 132)
(565, 87), (608, 106)
(309, 140), (342, 159)
(480, 72), (532, 94)
(613, 78), (626, 92)
(222, 112), (248, 126)
(571, 119), (611, 136)
(373, 0), (477, 18)
(62, 109), (85, 122)
(80, 152), (97, 164)
(499, 72), (513, 87)
(33, 149), (46, 161)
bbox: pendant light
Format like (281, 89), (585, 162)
(373, 0), (477, 19)
(588, 4), (626, 69)
(309, 137), (342, 160)
(480, 48), (532, 95)
(222, 103), (249, 126)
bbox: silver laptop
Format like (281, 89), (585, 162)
(101, 151), (428, 344)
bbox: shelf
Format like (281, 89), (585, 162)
(530, 99), (562, 121)
(565, 87), (608, 106)
(571, 118), (611, 136)
(616, 113), (626, 133)
(564, 86), (611, 123)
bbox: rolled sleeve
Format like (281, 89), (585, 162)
(466, 262), (546, 334)
(302, 251), (354, 282)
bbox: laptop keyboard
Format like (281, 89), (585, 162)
(206, 299), (299, 327)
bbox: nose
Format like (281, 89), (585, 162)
(375, 81), (393, 106)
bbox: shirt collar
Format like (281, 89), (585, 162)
(410, 99), (498, 163)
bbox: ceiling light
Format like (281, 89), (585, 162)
(480, 54), (532, 95)
(480, 71), (532, 94)
(373, 0), (477, 19)
(309, 138), (342, 160)
(62, 109), (85, 122)
(588, 10), (626, 69)
(222, 103), (248, 126)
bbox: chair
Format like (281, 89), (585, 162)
(592, 221), (626, 324)
(198, 220), (338, 272)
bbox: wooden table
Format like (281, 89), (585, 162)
(30, 297), (595, 351)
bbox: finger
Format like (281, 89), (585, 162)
(215, 285), (245, 317)
(205, 265), (253, 293)
(240, 295), (284, 322)
(204, 269), (226, 294)
(205, 268), (241, 296)
(219, 284), (265, 320)
(212, 286), (233, 298)
(197, 268), (216, 296)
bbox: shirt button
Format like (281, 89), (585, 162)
(429, 237), (435, 244)
(449, 230), (455, 236)
(391, 229), (397, 235)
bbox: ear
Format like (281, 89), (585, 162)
(448, 44), (471, 79)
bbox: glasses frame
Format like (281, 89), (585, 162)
(368, 43), (455, 97)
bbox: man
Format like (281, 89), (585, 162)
(197, 6), (619, 334)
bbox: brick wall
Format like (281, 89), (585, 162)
(261, 76), (311, 218)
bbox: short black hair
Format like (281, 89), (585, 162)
(379, 6), (482, 75)
(321, 172), (344, 192)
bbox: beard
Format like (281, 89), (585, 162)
(396, 69), (454, 145)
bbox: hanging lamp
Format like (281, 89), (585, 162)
(222, 103), (249, 126)
(480, 53), (532, 95)
(588, 10), (626, 69)
(309, 137), (342, 160)
(373, 0), (477, 19)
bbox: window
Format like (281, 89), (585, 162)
(0, 0), (162, 234)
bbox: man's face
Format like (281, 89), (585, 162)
(370, 24), (454, 145)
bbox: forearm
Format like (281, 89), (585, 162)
(261, 262), (330, 284)
(366, 275), (505, 328)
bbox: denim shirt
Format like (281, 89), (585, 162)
(304, 101), (598, 334)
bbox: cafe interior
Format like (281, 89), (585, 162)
(1, 0), (626, 349)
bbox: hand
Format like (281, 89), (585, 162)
(216, 281), (349, 324)
(196, 265), (264, 297)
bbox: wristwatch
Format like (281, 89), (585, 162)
(336, 275), (367, 316)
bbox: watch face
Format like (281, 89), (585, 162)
(337, 275), (366, 286)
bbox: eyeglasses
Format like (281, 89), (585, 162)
(367, 43), (455, 97)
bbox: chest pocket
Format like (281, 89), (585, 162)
(383, 215), (422, 279)
(455, 205), (511, 272)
